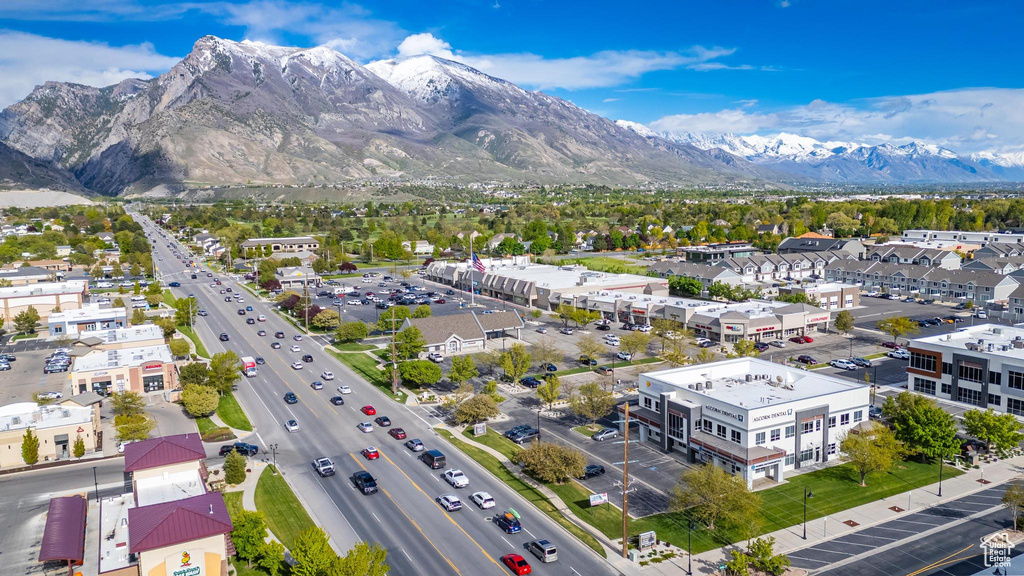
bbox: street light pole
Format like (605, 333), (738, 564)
(938, 455), (944, 497)
(270, 443), (278, 472)
(687, 519), (693, 575)
(803, 487), (814, 539)
(93, 465), (99, 503)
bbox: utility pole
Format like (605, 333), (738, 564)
(302, 274), (310, 335)
(390, 306), (399, 396)
(621, 402), (631, 558)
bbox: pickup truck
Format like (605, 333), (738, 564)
(313, 457), (336, 477)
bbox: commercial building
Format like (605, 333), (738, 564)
(241, 236), (320, 254)
(275, 266), (321, 290)
(906, 324), (1024, 415)
(71, 343), (178, 398)
(778, 283), (860, 311)
(629, 358), (870, 488)
(778, 234), (866, 259)
(0, 280), (88, 325)
(0, 400), (100, 468)
(901, 229), (1024, 246)
(76, 324), (165, 350)
(0, 265), (62, 285)
(402, 310), (525, 357)
(677, 242), (762, 263)
(47, 303), (127, 336)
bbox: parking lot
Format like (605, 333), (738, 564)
(0, 341), (68, 403)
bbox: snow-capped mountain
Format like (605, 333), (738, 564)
(616, 122), (1015, 183)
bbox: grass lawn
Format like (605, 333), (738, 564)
(177, 325), (209, 358)
(371, 348), (391, 359)
(222, 491), (244, 519)
(436, 428), (606, 557)
(162, 289), (177, 306)
(334, 342), (377, 352)
(10, 333), (38, 342)
(196, 416), (217, 435)
(329, 351), (407, 403)
(572, 425), (597, 438)
(461, 428), (521, 461)
(218, 391), (253, 431)
(253, 465), (316, 551)
(563, 256), (649, 275)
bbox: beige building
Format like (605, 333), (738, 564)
(0, 280), (88, 325)
(241, 236), (320, 254)
(0, 400), (100, 468)
(71, 342), (178, 398)
(403, 310), (525, 357)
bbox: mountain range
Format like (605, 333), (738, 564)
(0, 35), (1020, 196)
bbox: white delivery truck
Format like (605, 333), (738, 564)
(240, 356), (257, 378)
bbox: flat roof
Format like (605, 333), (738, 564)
(0, 402), (93, 432)
(0, 280), (86, 298)
(912, 324), (1024, 360)
(136, 469), (206, 507)
(483, 262), (659, 291)
(643, 358), (864, 410)
(243, 236), (317, 243)
(72, 344), (172, 372)
(99, 493), (134, 573)
(49, 303), (127, 323)
(79, 324), (162, 344)
(787, 282), (851, 293)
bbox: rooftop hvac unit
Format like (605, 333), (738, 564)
(688, 384), (695, 390)
(695, 382), (703, 391)
(988, 344), (995, 352)
(995, 328), (1003, 335)
(745, 374), (753, 382)
(1013, 339), (1024, 349)
(706, 381), (714, 389)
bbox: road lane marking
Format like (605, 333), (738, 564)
(906, 544), (975, 576)
(501, 536), (512, 547)
(312, 475), (363, 545)
(346, 453), (462, 576)
(378, 450), (503, 571)
(524, 528), (536, 538)
(402, 549), (412, 562)
(570, 567), (582, 576)
(372, 512), (381, 523)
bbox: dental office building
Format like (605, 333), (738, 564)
(628, 359), (870, 488)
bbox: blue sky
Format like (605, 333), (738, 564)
(1, 0), (1022, 154)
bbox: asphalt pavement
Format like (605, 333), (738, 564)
(136, 213), (621, 576)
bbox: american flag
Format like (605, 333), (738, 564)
(472, 252), (486, 273)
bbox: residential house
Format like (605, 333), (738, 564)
(866, 245), (962, 269)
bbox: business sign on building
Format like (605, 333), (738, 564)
(144, 363), (163, 371)
(724, 324), (742, 332)
(166, 549), (205, 576)
(703, 403), (745, 422)
(751, 408), (794, 424)
(808, 316), (830, 323)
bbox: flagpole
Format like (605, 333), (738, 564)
(470, 251), (476, 308)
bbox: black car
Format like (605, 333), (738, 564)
(284, 392), (298, 404)
(579, 356), (598, 366)
(0, 353), (16, 362)
(352, 471), (378, 494)
(237, 309), (246, 315)
(330, 396), (345, 405)
(505, 425), (532, 439)
(246, 318), (255, 325)
(544, 363), (558, 372)
(219, 333), (229, 341)
(302, 354), (314, 363)
(797, 355), (817, 364)
(445, 289), (455, 295)
(219, 442), (259, 457)
(596, 324), (611, 331)
(224, 296), (232, 302)
(496, 514), (522, 534)
(374, 416), (392, 427)
(275, 331), (285, 339)
(255, 357), (266, 365)
(699, 340), (717, 348)
(521, 377), (542, 388)
(754, 342), (770, 352)
(168, 281), (181, 287)
(579, 464), (606, 479)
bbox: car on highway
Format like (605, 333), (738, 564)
(362, 447), (380, 460)
(405, 439), (425, 452)
(284, 392), (298, 404)
(219, 442), (259, 456)
(246, 318), (255, 325)
(293, 334), (303, 341)
(330, 396), (345, 405)
(496, 512), (522, 534)
(321, 370), (334, 380)
(357, 422), (374, 433)
(361, 405), (377, 415)
(271, 342), (281, 349)
(579, 464), (606, 479)
(310, 380), (323, 390)
(374, 416), (392, 427)
(245, 305), (253, 311)
(337, 385), (352, 394)
(888, 349), (911, 360)
(389, 427), (407, 440)
(790, 335), (814, 344)
(168, 281), (180, 287)
(437, 494), (463, 511)
(237, 309), (245, 315)
(352, 471), (378, 494)
(219, 333), (229, 341)
(290, 361), (303, 370)
(593, 428), (619, 441)
(275, 331), (285, 338)
(797, 354), (817, 364)
(313, 457), (336, 477)
(285, 419), (300, 432)
(470, 491), (496, 509)
(501, 554), (531, 575)
(290, 345), (301, 352)
(302, 354), (314, 363)
(198, 309), (209, 316)
(829, 359), (858, 370)
(443, 469), (469, 488)
(258, 315), (266, 322)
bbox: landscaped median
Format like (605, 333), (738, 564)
(177, 325), (209, 358)
(329, 349), (408, 403)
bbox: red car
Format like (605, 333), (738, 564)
(501, 554), (531, 575)
(361, 447), (380, 460)
(433, 298), (446, 304)
(389, 427), (407, 440)
(790, 336), (813, 344)
(361, 405), (377, 416)
(881, 341), (900, 349)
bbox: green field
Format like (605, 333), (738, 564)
(217, 391), (253, 431)
(330, 351), (407, 403)
(333, 342), (377, 352)
(222, 491), (244, 519)
(253, 466), (316, 551)
(195, 416), (217, 435)
(461, 428), (521, 461)
(162, 289), (177, 306)
(572, 425), (597, 438)
(563, 256), (650, 275)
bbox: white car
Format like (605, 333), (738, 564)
(427, 353), (444, 363)
(470, 491), (496, 509)
(769, 340), (787, 348)
(337, 385), (352, 394)
(37, 391), (63, 400)
(290, 345), (301, 352)
(294, 335), (303, 341)
(258, 315), (266, 322)
(347, 300), (362, 306)
(116, 440), (137, 454)
(291, 361), (304, 370)
(321, 371), (335, 381)
(617, 351), (633, 361)
(887, 349), (911, 360)
(637, 324), (652, 333)
(437, 494), (463, 512)
(866, 290), (880, 297)
(604, 337), (620, 346)
(285, 419), (300, 432)
(443, 469), (469, 488)
(829, 359), (857, 371)
(357, 421), (374, 433)
(96, 298), (111, 305)
(236, 298), (245, 303)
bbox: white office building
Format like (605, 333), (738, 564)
(907, 324), (1024, 415)
(631, 359), (870, 488)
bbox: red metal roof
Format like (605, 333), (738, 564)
(39, 495), (87, 563)
(124, 434), (206, 472)
(128, 492), (233, 553)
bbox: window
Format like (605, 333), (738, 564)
(1008, 398), (1024, 417)
(1008, 370), (1024, 391)
(828, 416), (836, 429)
(941, 382), (952, 395)
(785, 425), (795, 439)
(802, 421), (814, 434)
(910, 351), (937, 373)
(914, 377), (936, 395)
(733, 430), (742, 444)
(853, 410), (863, 423)
(703, 419), (713, 433)
(785, 453), (795, 466)
(800, 448), (815, 462)
(142, 375), (164, 393)
(771, 429), (780, 441)
(839, 413), (849, 426)
(669, 413), (684, 439)
(957, 387), (984, 407)
(958, 362), (984, 383)
(990, 371), (1002, 386)
(643, 397), (652, 409)
(755, 432), (765, 445)
(816, 419), (822, 431)
(828, 443), (836, 456)
(988, 394), (1002, 407)
(716, 424), (727, 439)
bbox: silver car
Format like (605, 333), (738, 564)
(592, 428), (619, 441)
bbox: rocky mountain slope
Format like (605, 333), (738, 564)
(0, 37), (775, 195)
(0, 141), (87, 192)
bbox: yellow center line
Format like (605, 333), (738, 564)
(347, 453), (461, 575)
(906, 544), (975, 576)
(378, 450), (504, 571)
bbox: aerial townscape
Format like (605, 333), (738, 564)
(1, 3), (1023, 576)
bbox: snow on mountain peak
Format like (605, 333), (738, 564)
(614, 120), (657, 138)
(366, 54), (519, 103)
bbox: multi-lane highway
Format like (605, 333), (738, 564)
(133, 211), (620, 576)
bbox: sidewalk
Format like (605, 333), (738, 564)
(693, 455), (1024, 574)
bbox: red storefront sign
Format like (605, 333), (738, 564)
(143, 363), (162, 371)
(755, 326), (778, 332)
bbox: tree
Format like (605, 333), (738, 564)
(724, 549), (750, 576)
(834, 310), (855, 335)
(155, 317), (177, 338)
(481, 380), (504, 403)
(130, 308), (147, 326)
(448, 355), (478, 386)
(257, 541), (286, 576)
(335, 321), (369, 343)
(174, 296), (198, 326)
(21, 428), (39, 465)
(876, 317), (920, 344)
(747, 537), (791, 576)
(962, 408), (1024, 452)
(569, 383), (617, 426)
(311, 309), (341, 329)
(73, 434), (86, 459)
(575, 334), (602, 363)
(111, 391), (145, 417)
(619, 332), (651, 363)
(453, 394), (499, 424)
(730, 339), (759, 358)
(500, 343), (531, 383)
(651, 318), (679, 352)
(451, 381), (475, 407)
(556, 303), (577, 327)
(530, 338), (563, 368)
(412, 305), (432, 319)
(376, 304), (412, 332)
(839, 423), (905, 486)
(669, 276), (703, 297)
(291, 526), (336, 576)
(224, 450), (247, 485)
(516, 441), (586, 483)
(395, 326), (426, 359)
(396, 360), (442, 387)
(882, 392), (960, 460)
(332, 542), (389, 576)
(169, 338), (191, 358)
(208, 351), (241, 394)
(182, 385), (219, 417)
(13, 306), (40, 333)
(536, 375), (561, 410)
(671, 463), (759, 531)
(114, 413), (154, 442)
(696, 346), (717, 364)
(179, 362), (210, 388)
(1003, 483), (1024, 530)
(231, 510), (269, 568)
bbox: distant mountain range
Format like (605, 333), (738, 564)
(616, 123), (1024, 184)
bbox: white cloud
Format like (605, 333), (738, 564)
(648, 88), (1024, 154)
(390, 32), (745, 90)
(0, 31), (180, 107)
(603, 98), (621, 103)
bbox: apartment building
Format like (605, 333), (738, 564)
(824, 261), (1018, 303)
